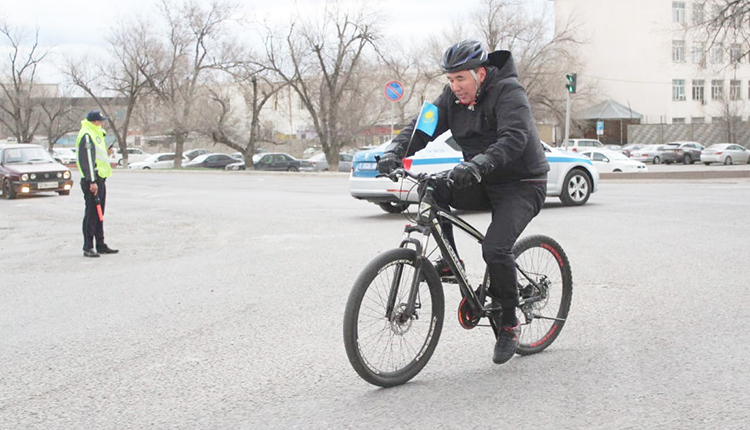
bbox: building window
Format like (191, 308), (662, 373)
(692, 79), (705, 101)
(711, 4), (724, 25)
(730, 44), (743, 63)
(692, 117), (705, 123)
(673, 79), (686, 100)
(673, 2), (686, 23)
(692, 42), (706, 65)
(710, 44), (723, 64)
(712, 80), (724, 99)
(673, 118), (686, 124)
(730, 80), (742, 100)
(693, 2), (705, 24)
(673, 40), (686, 62)
(712, 116), (725, 123)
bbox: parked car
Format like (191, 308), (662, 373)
(630, 144), (667, 164)
(349, 131), (599, 213)
(52, 147), (77, 165)
(561, 138), (604, 153)
(253, 153), (311, 172)
(306, 152), (353, 172)
(184, 153), (241, 169)
(128, 153), (189, 169)
(621, 143), (645, 158)
(0, 143), (73, 199)
(183, 148), (210, 161)
(579, 149), (648, 173)
(225, 154), (264, 171)
(700, 143), (750, 165)
(661, 141), (704, 164)
(110, 147), (152, 166)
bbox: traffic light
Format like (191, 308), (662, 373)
(565, 73), (577, 94)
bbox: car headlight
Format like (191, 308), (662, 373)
(30, 173), (37, 180)
(63, 171), (71, 179)
(57, 172), (62, 178)
(21, 173), (29, 181)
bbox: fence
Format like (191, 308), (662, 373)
(627, 121), (750, 145)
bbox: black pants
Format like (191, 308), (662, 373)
(433, 177), (546, 309)
(81, 178), (106, 251)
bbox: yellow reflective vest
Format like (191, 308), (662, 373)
(75, 119), (112, 180)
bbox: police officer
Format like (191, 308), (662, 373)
(76, 111), (118, 258)
(377, 41), (549, 364)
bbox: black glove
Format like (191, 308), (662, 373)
(377, 152), (401, 174)
(448, 161), (482, 189)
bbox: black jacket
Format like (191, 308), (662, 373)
(386, 50), (549, 182)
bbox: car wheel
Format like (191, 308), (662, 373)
(559, 168), (591, 206)
(613, 169), (622, 173)
(3, 179), (16, 200)
(144, 166), (151, 170)
(378, 202), (410, 213)
(117, 159), (123, 166)
(287, 166), (299, 172)
(665, 160), (671, 165)
(58, 190), (70, 196)
(724, 156), (733, 165)
(653, 156), (660, 164)
(683, 154), (692, 164)
(704, 162), (711, 166)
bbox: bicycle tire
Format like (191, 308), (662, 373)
(513, 235), (573, 355)
(343, 248), (445, 387)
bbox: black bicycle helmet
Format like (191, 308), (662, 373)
(440, 40), (488, 73)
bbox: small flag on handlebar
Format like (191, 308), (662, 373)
(414, 102), (438, 137)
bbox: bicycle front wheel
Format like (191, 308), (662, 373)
(343, 248), (445, 387)
(513, 235), (573, 355)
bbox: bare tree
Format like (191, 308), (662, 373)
(64, 18), (154, 166)
(139, 0), (241, 168)
(0, 20), (50, 143)
(37, 89), (81, 151)
(206, 69), (286, 168)
(374, 41), (443, 127)
(693, 1), (750, 58)
(261, 0), (380, 170)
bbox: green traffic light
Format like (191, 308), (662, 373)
(565, 73), (577, 94)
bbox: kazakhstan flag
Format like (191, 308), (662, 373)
(414, 102), (438, 137)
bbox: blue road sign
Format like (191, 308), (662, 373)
(596, 120), (604, 135)
(384, 80), (404, 102)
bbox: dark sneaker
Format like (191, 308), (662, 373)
(83, 249), (100, 258)
(434, 258), (465, 283)
(493, 324), (520, 364)
(97, 245), (119, 254)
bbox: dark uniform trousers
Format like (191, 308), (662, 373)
(80, 178), (106, 251)
(433, 177), (547, 309)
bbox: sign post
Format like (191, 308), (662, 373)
(384, 80), (404, 139)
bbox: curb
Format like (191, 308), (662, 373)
(600, 170), (750, 180)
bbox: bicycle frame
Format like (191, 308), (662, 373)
(384, 170), (553, 327)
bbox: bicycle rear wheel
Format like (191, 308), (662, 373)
(513, 235), (573, 355)
(343, 248), (444, 387)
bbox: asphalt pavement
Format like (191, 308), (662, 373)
(1, 170), (749, 429)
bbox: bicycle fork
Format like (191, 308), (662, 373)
(384, 224), (432, 321)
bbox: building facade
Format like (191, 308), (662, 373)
(553, 0), (750, 128)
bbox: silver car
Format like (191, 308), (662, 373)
(307, 152), (353, 172)
(700, 144), (750, 165)
(630, 144), (667, 164)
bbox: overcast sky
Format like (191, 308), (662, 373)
(2, 0), (550, 83)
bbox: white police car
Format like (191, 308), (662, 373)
(349, 131), (599, 213)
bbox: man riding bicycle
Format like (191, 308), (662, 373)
(377, 40), (549, 364)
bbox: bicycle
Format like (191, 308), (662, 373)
(343, 168), (573, 387)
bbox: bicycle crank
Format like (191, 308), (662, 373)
(457, 297), (480, 329)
